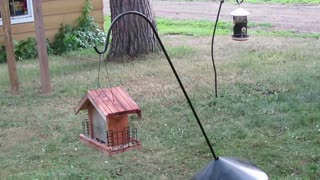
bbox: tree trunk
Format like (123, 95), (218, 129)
(109, 0), (160, 59)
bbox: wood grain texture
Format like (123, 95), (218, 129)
(95, 89), (119, 114)
(102, 89), (126, 114)
(108, 0), (160, 58)
(0, 10), (104, 35)
(115, 87), (140, 110)
(88, 105), (95, 138)
(88, 90), (113, 118)
(75, 87), (141, 118)
(0, 0), (104, 44)
(33, 0), (51, 94)
(108, 115), (129, 145)
(103, 88), (126, 112)
(0, 0), (19, 94)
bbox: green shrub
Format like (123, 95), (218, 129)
(0, 0), (105, 63)
(50, 0), (105, 55)
(0, 37), (52, 63)
(14, 37), (37, 60)
(50, 24), (80, 54)
(0, 46), (6, 63)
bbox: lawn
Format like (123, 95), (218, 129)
(1, 18), (320, 179)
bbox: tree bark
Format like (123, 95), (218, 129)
(109, 0), (160, 59)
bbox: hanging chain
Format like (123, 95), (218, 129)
(97, 54), (102, 88)
(97, 49), (115, 101)
(104, 56), (115, 102)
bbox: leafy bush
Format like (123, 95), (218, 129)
(0, 0), (105, 63)
(50, 0), (105, 55)
(50, 24), (80, 54)
(14, 37), (38, 60)
(0, 37), (52, 63)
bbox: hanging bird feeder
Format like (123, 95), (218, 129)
(75, 87), (142, 156)
(230, 1), (250, 41)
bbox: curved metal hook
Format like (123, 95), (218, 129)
(94, 11), (218, 160)
(236, 0), (244, 5)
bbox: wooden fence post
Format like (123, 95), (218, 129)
(33, 0), (51, 94)
(0, 0), (20, 94)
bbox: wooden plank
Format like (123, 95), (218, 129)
(0, 0), (104, 45)
(103, 88), (127, 113)
(0, 0), (19, 94)
(115, 87), (140, 110)
(108, 87), (134, 112)
(115, 87), (141, 116)
(74, 94), (90, 114)
(88, 90), (113, 118)
(0, 29), (56, 43)
(42, 0), (103, 16)
(94, 89), (120, 115)
(108, 115), (129, 145)
(0, 10), (104, 35)
(115, 87), (136, 110)
(41, 10), (104, 28)
(88, 105), (94, 138)
(103, 88), (126, 113)
(0, 19), (103, 44)
(33, 0), (51, 95)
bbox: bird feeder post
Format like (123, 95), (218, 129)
(0, 0), (20, 95)
(33, 0), (52, 95)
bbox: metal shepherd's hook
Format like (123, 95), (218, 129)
(94, 11), (218, 160)
(210, 0), (225, 98)
(236, 0), (244, 5)
(95, 10), (268, 180)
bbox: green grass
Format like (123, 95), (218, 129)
(245, 0), (320, 4)
(157, 18), (229, 36)
(1, 34), (320, 179)
(104, 16), (320, 39)
(157, 18), (320, 38)
(163, 0), (320, 4)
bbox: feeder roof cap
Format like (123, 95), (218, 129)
(74, 87), (141, 118)
(230, 7), (250, 16)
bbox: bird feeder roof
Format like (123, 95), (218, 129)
(230, 7), (250, 16)
(75, 87), (141, 118)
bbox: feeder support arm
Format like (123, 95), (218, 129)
(210, 0), (224, 98)
(94, 11), (218, 160)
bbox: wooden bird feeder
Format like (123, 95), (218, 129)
(74, 87), (142, 156)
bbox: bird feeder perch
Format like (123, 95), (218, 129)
(74, 87), (142, 156)
(230, 7), (250, 41)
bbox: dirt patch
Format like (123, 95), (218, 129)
(103, 0), (320, 34)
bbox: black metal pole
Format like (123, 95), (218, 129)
(211, 0), (224, 98)
(236, 0), (244, 4)
(94, 11), (218, 160)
